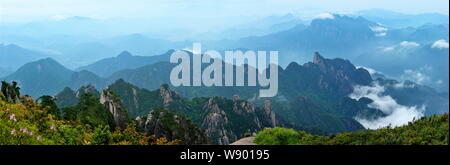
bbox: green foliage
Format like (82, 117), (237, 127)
(62, 93), (115, 128)
(0, 98), (178, 145)
(90, 125), (113, 145)
(254, 128), (304, 145)
(1, 97), (90, 145)
(38, 95), (61, 119)
(255, 114), (449, 145)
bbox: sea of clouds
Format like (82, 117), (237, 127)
(349, 83), (425, 129)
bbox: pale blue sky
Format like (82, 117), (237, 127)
(1, 0), (448, 23)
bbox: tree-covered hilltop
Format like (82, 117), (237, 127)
(254, 114), (449, 145)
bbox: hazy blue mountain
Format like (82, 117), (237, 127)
(215, 14), (306, 40)
(358, 9), (449, 28)
(1, 58), (74, 97)
(100, 33), (188, 56)
(68, 70), (107, 90)
(1, 58), (106, 97)
(205, 14), (381, 65)
(204, 14), (448, 92)
(76, 50), (174, 77)
(0, 44), (54, 71)
(0, 67), (13, 77)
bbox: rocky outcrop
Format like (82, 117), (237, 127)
(261, 100), (277, 127)
(144, 109), (208, 145)
(100, 89), (129, 129)
(202, 97), (236, 145)
(1, 81), (21, 103)
(201, 96), (277, 145)
(159, 84), (180, 109)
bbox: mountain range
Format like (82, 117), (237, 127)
(4, 48), (446, 134)
(2, 13), (448, 92)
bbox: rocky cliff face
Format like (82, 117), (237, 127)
(144, 109), (208, 145)
(159, 84), (181, 109)
(201, 97), (236, 145)
(100, 89), (129, 129)
(260, 100), (277, 127)
(201, 96), (279, 145)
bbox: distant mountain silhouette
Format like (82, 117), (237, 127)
(77, 50), (174, 77)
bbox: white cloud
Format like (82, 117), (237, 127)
(370, 26), (388, 32)
(402, 69), (429, 85)
(350, 83), (425, 129)
(314, 13), (335, 19)
(400, 65), (432, 85)
(357, 66), (382, 76)
(375, 32), (387, 37)
(431, 40), (449, 49)
(383, 46), (394, 51)
(382, 41), (420, 52)
(393, 81), (415, 89)
(400, 41), (420, 48)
